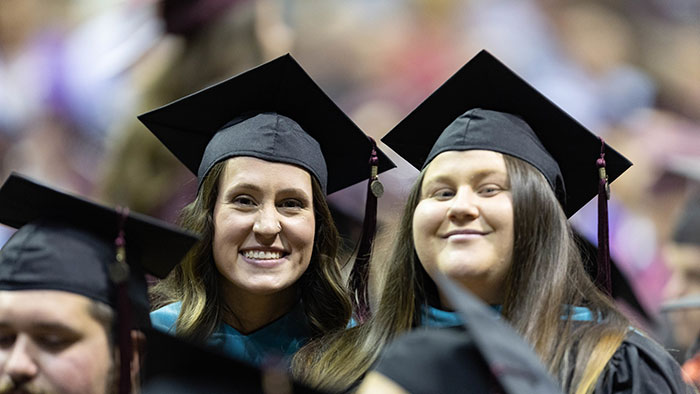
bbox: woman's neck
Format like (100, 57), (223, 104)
(219, 283), (299, 334)
(437, 286), (503, 309)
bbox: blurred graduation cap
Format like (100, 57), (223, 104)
(652, 155), (700, 194)
(381, 50), (632, 295)
(661, 191), (700, 313)
(142, 328), (327, 394)
(161, 0), (244, 35)
(372, 272), (563, 394)
(138, 53), (396, 322)
(672, 190), (700, 247)
(0, 172), (200, 394)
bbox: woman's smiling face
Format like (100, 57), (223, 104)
(212, 157), (316, 297)
(413, 150), (514, 304)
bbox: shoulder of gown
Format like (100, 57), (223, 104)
(594, 330), (695, 394)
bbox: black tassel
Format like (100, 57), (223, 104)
(349, 138), (383, 323)
(110, 207), (132, 394)
(596, 139), (612, 296)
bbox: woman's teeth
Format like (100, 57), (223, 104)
(243, 250), (282, 260)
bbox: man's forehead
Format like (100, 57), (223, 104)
(0, 290), (96, 327)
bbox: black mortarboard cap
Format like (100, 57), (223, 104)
(141, 328), (328, 394)
(0, 172), (200, 326)
(138, 53), (395, 195)
(373, 272), (562, 394)
(381, 50), (631, 217)
(673, 191), (700, 246)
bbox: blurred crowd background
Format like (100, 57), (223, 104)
(0, 0), (698, 363)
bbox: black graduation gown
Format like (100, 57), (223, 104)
(373, 328), (694, 394)
(373, 326), (562, 394)
(593, 331), (695, 394)
(373, 327), (506, 394)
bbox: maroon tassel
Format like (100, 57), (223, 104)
(596, 139), (612, 296)
(111, 207), (132, 394)
(349, 138), (383, 324)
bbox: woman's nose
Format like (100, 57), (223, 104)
(447, 189), (479, 221)
(252, 205), (282, 239)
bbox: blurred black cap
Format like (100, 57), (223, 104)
(138, 54), (395, 195)
(142, 328), (327, 394)
(673, 191), (700, 246)
(161, 0), (243, 35)
(381, 50), (631, 217)
(0, 172), (200, 327)
(373, 272), (562, 394)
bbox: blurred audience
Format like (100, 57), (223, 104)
(0, 0), (698, 341)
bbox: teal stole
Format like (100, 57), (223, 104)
(150, 301), (312, 367)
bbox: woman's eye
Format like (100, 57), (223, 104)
(432, 189), (455, 199)
(478, 185), (502, 196)
(232, 196), (256, 206)
(279, 199), (304, 209)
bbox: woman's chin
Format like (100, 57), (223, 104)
(435, 259), (488, 280)
(235, 279), (297, 297)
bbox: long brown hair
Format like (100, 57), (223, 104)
(150, 160), (352, 343)
(293, 154), (629, 394)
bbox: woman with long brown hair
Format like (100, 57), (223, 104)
(293, 51), (692, 394)
(140, 54), (393, 367)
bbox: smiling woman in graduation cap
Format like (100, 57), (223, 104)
(140, 54), (394, 368)
(296, 51), (693, 394)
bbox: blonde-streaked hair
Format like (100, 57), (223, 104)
(150, 160), (352, 343)
(292, 154), (629, 394)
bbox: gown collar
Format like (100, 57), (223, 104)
(208, 301), (312, 366)
(421, 304), (594, 328)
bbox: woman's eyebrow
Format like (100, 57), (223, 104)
(220, 182), (261, 199)
(425, 169), (504, 184)
(276, 187), (311, 197)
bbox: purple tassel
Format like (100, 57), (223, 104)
(596, 139), (612, 296)
(111, 207), (132, 394)
(349, 138), (382, 323)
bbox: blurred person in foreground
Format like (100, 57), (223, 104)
(663, 190), (700, 388)
(0, 173), (198, 394)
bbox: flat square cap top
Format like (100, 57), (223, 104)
(138, 54), (394, 194)
(381, 50), (631, 217)
(0, 173), (200, 309)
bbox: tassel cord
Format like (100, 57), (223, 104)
(596, 139), (612, 296)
